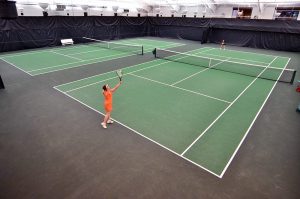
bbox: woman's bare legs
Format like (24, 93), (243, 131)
(101, 112), (111, 128)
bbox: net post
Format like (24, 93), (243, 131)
(141, 45), (144, 55)
(0, 75), (5, 89)
(153, 48), (157, 58)
(290, 70), (297, 84)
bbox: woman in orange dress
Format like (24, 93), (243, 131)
(101, 81), (122, 129)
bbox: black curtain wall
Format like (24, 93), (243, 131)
(0, 16), (300, 52)
(148, 17), (300, 51)
(0, 16), (149, 52)
(148, 17), (210, 42)
(208, 28), (300, 51)
(208, 18), (300, 51)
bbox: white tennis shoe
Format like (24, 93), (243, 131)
(107, 119), (114, 124)
(101, 122), (107, 129)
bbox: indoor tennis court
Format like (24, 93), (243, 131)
(1, 0), (300, 199)
(0, 38), (183, 75)
(54, 46), (293, 177)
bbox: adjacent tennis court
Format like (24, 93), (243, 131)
(0, 38), (183, 76)
(54, 46), (293, 177)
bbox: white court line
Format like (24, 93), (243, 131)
(54, 48), (206, 88)
(1, 58), (33, 76)
(27, 51), (131, 73)
(123, 39), (186, 50)
(62, 48), (214, 93)
(50, 50), (83, 61)
(133, 38), (183, 46)
(0, 39), (182, 60)
(67, 48), (107, 56)
(1, 40), (185, 77)
(53, 86), (222, 178)
(170, 67), (214, 86)
(181, 56), (278, 156)
(130, 73), (231, 104)
(25, 42), (186, 76)
(117, 41), (183, 48)
(210, 47), (290, 59)
(149, 43), (182, 48)
(0, 43), (91, 59)
(66, 43), (185, 56)
(53, 48), (288, 177)
(199, 51), (270, 65)
(64, 58), (180, 93)
(0, 38), (152, 59)
(143, 43), (186, 50)
(157, 48), (286, 71)
(145, 43), (185, 48)
(170, 57), (231, 86)
(28, 44), (185, 73)
(52, 46), (236, 178)
(0, 39), (140, 59)
(192, 47), (214, 54)
(0, 50), (48, 58)
(219, 57), (290, 178)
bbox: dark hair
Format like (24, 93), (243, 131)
(102, 85), (107, 91)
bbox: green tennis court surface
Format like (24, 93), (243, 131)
(54, 47), (290, 178)
(0, 38), (183, 76)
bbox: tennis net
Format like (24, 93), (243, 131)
(154, 48), (296, 84)
(82, 37), (143, 55)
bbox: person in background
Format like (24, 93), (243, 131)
(220, 39), (226, 50)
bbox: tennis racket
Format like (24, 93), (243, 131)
(116, 70), (123, 81)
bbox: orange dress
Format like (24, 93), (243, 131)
(103, 90), (113, 112)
